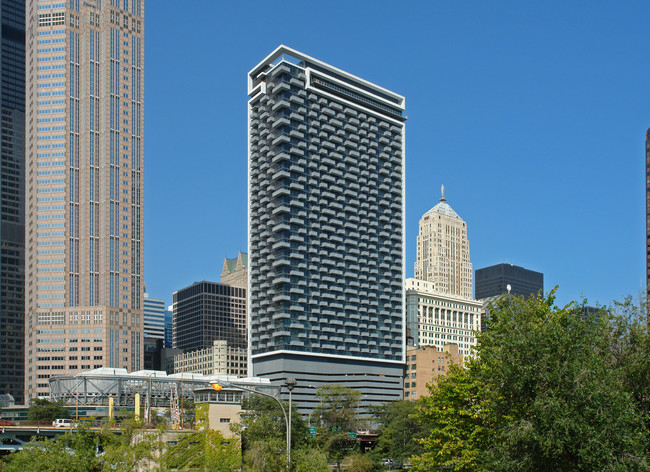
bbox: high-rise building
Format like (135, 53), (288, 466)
(221, 252), (247, 289)
(414, 186), (472, 299)
(24, 0), (144, 399)
(248, 46), (406, 414)
(143, 293), (165, 341)
(164, 305), (172, 348)
(474, 263), (543, 300)
(172, 281), (247, 352)
(143, 293), (165, 370)
(0, 0), (25, 404)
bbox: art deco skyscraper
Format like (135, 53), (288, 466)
(248, 46), (405, 414)
(0, 0), (25, 403)
(24, 0), (144, 399)
(414, 186), (473, 299)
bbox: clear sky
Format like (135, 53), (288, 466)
(144, 0), (649, 308)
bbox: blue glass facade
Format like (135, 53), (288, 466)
(0, 0), (25, 403)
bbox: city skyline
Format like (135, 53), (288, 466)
(144, 1), (648, 310)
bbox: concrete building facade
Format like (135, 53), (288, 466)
(414, 186), (473, 299)
(24, 0), (145, 398)
(0, 0), (26, 403)
(221, 252), (247, 289)
(248, 45), (406, 414)
(404, 343), (462, 400)
(173, 340), (247, 378)
(405, 278), (481, 359)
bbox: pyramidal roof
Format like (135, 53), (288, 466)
(424, 185), (462, 220)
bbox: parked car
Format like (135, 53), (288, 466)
(52, 418), (74, 428)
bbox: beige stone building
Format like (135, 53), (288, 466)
(173, 340), (247, 378)
(404, 343), (463, 400)
(405, 278), (482, 359)
(414, 186), (472, 299)
(221, 252), (247, 289)
(25, 1), (145, 398)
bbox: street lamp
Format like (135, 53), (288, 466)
(285, 378), (296, 470)
(211, 380), (292, 471)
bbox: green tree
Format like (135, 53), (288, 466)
(371, 400), (425, 464)
(27, 398), (69, 422)
(236, 394), (307, 450)
(411, 364), (491, 472)
(98, 418), (164, 471)
(413, 291), (650, 472)
(311, 384), (363, 471)
(235, 394), (309, 471)
(292, 447), (330, 472)
(243, 436), (286, 472)
(2, 425), (120, 472)
(162, 429), (241, 471)
(344, 452), (377, 472)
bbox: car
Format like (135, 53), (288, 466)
(0, 419), (15, 426)
(52, 418), (74, 428)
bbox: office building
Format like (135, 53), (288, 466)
(248, 46), (406, 414)
(404, 343), (462, 400)
(0, 0), (25, 404)
(164, 306), (172, 348)
(414, 186), (473, 299)
(475, 263), (543, 300)
(405, 278), (481, 358)
(143, 293), (165, 341)
(24, 0), (145, 399)
(221, 252), (247, 289)
(173, 339), (247, 377)
(143, 293), (165, 370)
(172, 281), (247, 352)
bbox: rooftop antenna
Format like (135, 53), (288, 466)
(440, 184), (446, 202)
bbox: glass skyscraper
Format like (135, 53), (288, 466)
(24, 0), (144, 399)
(248, 46), (406, 414)
(0, 0), (25, 403)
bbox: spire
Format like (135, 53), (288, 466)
(440, 184), (446, 202)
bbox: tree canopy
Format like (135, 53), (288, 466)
(413, 291), (650, 472)
(27, 398), (69, 422)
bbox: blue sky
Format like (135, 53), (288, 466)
(144, 1), (648, 308)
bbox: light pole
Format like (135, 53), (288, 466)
(285, 378), (296, 471)
(211, 380), (292, 471)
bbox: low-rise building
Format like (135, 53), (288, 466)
(405, 278), (482, 359)
(173, 340), (247, 377)
(404, 343), (463, 400)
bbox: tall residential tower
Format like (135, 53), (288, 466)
(24, 0), (144, 399)
(0, 0), (25, 403)
(248, 46), (406, 414)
